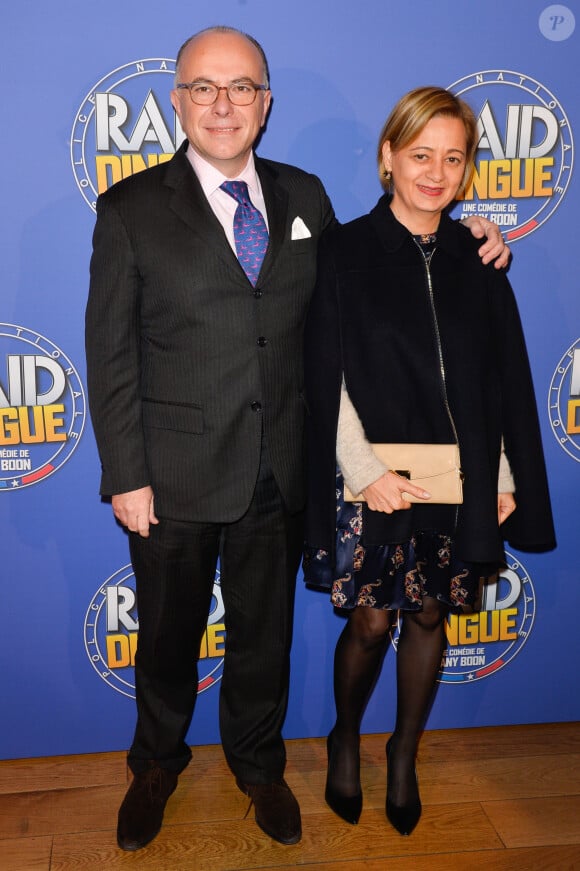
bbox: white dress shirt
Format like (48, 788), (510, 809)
(185, 145), (269, 254)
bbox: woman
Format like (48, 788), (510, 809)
(303, 86), (555, 836)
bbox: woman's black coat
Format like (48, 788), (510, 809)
(304, 196), (555, 565)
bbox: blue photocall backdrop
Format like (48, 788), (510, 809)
(1, 0), (578, 760)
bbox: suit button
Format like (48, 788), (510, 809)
(254, 289), (263, 298)
(251, 401), (262, 412)
(257, 336), (268, 347)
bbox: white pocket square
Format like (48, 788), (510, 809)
(291, 216), (312, 240)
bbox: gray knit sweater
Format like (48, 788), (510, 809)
(336, 379), (515, 498)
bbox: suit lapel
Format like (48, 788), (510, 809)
(163, 145), (241, 274)
(256, 158), (289, 282)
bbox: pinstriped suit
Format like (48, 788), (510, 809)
(85, 141), (335, 782)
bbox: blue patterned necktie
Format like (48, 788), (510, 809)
(220, 180), (269, 286)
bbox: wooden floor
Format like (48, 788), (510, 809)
(0, 722), (579, 870)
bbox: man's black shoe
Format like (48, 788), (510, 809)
(236, 778), (302, 844)
(117, 764), (178, 851)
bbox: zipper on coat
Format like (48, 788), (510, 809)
(413, 240), (459, 445)
(414, 239), (461, 528)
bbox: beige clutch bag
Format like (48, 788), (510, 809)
(343, 443), (463, 504)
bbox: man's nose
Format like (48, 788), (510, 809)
(212, 88), (234, 113)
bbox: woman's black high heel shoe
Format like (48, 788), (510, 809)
(325, 729), (363, 825)
(385, 736), (421, 835)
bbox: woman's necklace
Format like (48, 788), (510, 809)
(412, 232), (437, 266)
(415, 232), (437, 245)
(390, 205), (438, 241)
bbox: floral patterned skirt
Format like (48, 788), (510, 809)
(304, 472), (487, 613)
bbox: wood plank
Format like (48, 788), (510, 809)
(289, 753), (580, 818)
(0, 835), (52, 871)
(361, 752), (580, 806)
(482, 794), (580, 847)
(1, 724), (579, 870)
(0, 778), (254, 839)
(49, 804), (503, 870)
(283, 723), (580, 776)
(0, 752), (127, 795)
(369, 722), (580, 763)
(416, 721), (580, 762)
(260, 844), (580, 870)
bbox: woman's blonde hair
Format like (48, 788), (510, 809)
(377, 86), (478, 193)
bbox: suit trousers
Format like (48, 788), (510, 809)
(127, 439), (304, 784)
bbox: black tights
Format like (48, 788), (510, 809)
(328, 597), (449, 803)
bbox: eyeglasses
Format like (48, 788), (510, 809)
(175, 80), (268, 106)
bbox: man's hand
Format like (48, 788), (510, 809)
(498, 492), (516, 525)
(362, 471), (431, 514)
(461, 215), (511, 269)
(112, 486), (159, 538)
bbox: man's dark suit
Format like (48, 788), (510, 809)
(85, 140), (335, 782)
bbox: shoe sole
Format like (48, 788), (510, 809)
(255, 817), (302, 845)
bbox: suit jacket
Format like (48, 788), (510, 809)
(304, 196), (556, 564)
(85, 141), (336, 522)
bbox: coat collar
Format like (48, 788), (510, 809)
(368, 194), (465, 260)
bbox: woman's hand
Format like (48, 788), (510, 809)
(362, 471), (431, 513)
(498, 492), (516, 525)
(461, 215), (511, 269)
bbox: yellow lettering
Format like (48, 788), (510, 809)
(95, 153), (175, 194)
(445, 608), (519, 646)
(466, 161), (488, 200)
(95, 155), (122, 193)
(199, 623), (226, 659)
(42, 404), (67, 442)
(533, 157), (554, 196)
(478, 609), (500, 643)
(129, 154), (149, 174)
(445, 614), (459, 646)
(0, 405), (67, 446)
(488, 160), (512, 198)
(0, 407), (19, 445)
(460, 614), (481, 644)
(107, 634), (130, 668)
(464, 158), (554, 200)
(499, 608), (518, 641)
(106, 632), (138, 668)
(567, 399), (580, 433)
(510, 159), (534, 197)
(18, 406), (46, 443)
(121, 154), (133, 179)
(206, 623), (226, 658)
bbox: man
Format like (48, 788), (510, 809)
(85, 25), (509, 851)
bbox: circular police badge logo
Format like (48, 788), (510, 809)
(390, 551), (535, 684)
(0, 324), (85, 490)
(84, 565), (225, 699)
(71, 59), (185, 211)
(449, 70), (573, 241)
(549, 337), (580, 462)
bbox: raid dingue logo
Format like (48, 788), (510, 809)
(549, 338), (580, 462)
(450, 70), (573, 240)
(71, 59), (185, 211)
(390, 552), (536, 685)
(84, 566), (225, 699)
(0, 325), (85, 489)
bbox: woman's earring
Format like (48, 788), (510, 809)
(384, 169), (392, 182)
